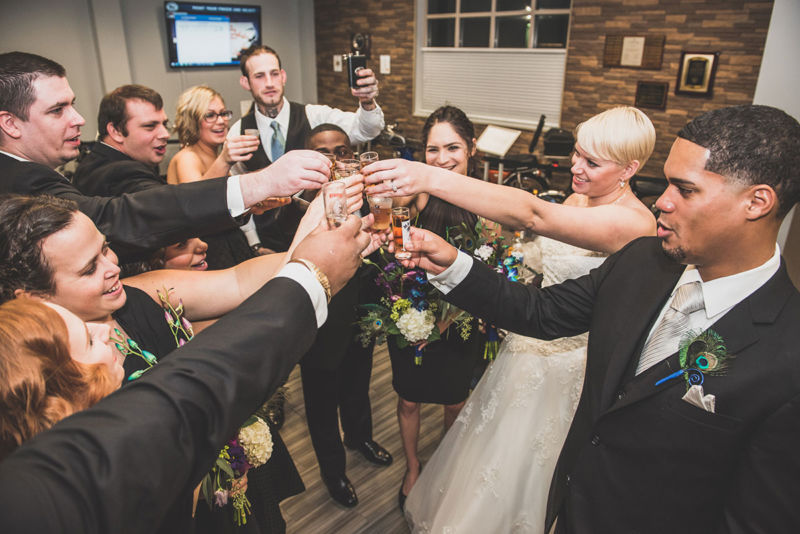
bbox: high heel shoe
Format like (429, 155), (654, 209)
(398, 464), (422, 511)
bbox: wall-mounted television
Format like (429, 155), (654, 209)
(164, 1), (261, 68)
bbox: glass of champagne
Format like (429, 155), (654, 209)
(367, 195), (393, 230)
(333, 159), (360, 180)
(359, 151), (379, 191)
(392, 206), (412, 260)
(322, 180), (348, 228)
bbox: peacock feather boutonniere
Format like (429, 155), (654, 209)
(655, 330), (733, 390)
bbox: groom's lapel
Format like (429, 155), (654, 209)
(603, 262), (792, 414)
(598, 255), (682, 411)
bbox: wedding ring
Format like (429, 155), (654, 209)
(391, 180), (398, 193)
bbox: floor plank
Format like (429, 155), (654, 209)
(279, 342), (445, 534)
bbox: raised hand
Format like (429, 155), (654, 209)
(351, 67), (379, 108)
(362, 158), (431, 197)
(291, 214), (371, 296)
(240, 150), (331, 208)
(396, 227), (458, 275)
(222, 135), (260, 164)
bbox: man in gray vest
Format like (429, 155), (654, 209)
(229, 44), (384, 252)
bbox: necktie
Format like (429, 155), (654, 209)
(636, 281), (705, 375)
(270, 121), (285, 161)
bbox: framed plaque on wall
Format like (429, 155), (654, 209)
(676, 51), (720, 97)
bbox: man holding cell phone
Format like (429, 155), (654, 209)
(229, 44), (384, 253)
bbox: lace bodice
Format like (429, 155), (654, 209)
(521, 236), (606, 288)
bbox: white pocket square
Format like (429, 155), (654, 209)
(682, 384), (716, 413)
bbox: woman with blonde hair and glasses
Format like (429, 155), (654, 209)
(167, 85), (259, 184)
(166, 85), (263, 269)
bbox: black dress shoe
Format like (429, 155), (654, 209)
(345, 439), (393, 466)
(323, 474), (358, 508)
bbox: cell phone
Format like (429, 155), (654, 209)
(345, 53), (367, 89)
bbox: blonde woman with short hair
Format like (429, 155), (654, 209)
(167, 85), (259, 184)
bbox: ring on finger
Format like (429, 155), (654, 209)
(391, 180), (398, 193)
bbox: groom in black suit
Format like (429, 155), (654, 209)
(0, 51), (329, 261)
(403, 105), (800, 533)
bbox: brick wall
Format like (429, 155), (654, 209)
(314, 0), (420, 159)
(314, 0), (774, 176)
(562, 0), (773, 176)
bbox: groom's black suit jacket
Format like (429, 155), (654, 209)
(446, 237), (800, 534)
(0, 152), (237, 261)
(0, 276), (318, 533)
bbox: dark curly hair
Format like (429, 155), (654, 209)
(0, 195), (78, 305)
(678, 105), (800, 218)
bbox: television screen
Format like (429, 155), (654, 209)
(165, 1), (261, 68)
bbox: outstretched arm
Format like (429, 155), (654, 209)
(364, 159), (654, 254)
(124, 174), (367, 320)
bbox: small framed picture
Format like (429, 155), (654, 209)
(675, 51), (720, 97)
(635, 81), (668, 110)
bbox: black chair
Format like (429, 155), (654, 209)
(482, 115), (548, 192)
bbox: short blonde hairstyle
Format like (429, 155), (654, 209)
(173, 85), (224, 146)
(574, 106), (656, 168)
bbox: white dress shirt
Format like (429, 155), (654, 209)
(228, 96), (385, 161)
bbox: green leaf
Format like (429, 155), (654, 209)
(217, 458), (235, 478)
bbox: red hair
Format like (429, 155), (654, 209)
(0, 299), (117, 460)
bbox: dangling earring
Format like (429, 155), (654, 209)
(619, 180), (626, 189)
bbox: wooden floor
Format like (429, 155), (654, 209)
(279, 342), (446, 534)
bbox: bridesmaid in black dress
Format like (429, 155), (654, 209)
(388, 106), (489, 507)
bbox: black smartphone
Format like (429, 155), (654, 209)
(345, 54), (367, 89)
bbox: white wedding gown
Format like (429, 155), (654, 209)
(404, 237), (607, 534)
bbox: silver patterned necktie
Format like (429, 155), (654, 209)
(270, 121), (285, 161)
(636, 281), (705, 375)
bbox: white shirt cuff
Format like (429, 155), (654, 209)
(240, 216), (261, 247)
(427, 250), (473, 294)
(276, 263), (328, 327)
(226, 175), (247, 217)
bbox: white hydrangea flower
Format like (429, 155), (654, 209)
(396, 308), (435, 343)
(473, 244), (494, 262)
(238, 417), (273, 467)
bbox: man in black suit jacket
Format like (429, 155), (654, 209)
(73, 84), (168, 196)
(0, 213), (373, 534)
(73, 83), (256, 270)
(0, 51), (330, 261)
(298, 125), (392, 508)
(401, 105), (800, 533)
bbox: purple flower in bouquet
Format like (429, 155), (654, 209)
(226, 439), (252, 476)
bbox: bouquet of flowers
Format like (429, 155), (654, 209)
(358, 250), (473, 365)
(200, 415), (273, 526)
(447, 222), (536, 360)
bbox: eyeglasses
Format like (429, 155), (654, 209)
(202, 110), (234, 123)
(315, 147), (354, 159)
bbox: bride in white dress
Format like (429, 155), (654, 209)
(363, 106), (658, 532)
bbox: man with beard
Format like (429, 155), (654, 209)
(0, 51), (330, 262)
(393, 105), (800, 533)
(229, 44), (384, 252)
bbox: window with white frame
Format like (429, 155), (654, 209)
(414, 0), (572, 131)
